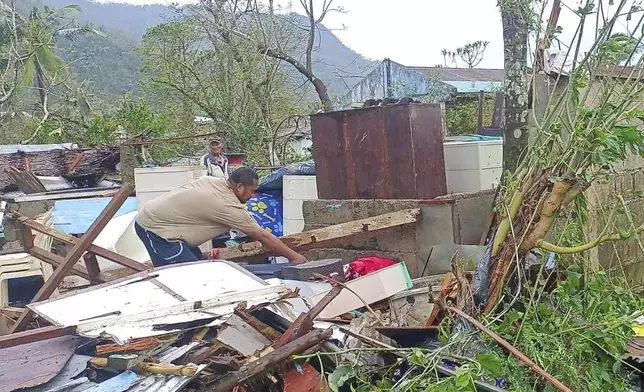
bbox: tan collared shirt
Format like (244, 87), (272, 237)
(136, 177), (261, 246)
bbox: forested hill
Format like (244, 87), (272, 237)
(29, 0), (377, 102)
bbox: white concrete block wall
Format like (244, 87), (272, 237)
(283, 175), (318, 235)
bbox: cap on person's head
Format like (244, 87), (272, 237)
(209, 137), (223, 146)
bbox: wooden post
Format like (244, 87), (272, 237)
(29, 247), (102, 282)
(10, 184), (134, 333)
(477, 90), (485, 132)
(83, 253), (102, 284)
(19, 225), (34, 251)
(120, 145), (137, 187)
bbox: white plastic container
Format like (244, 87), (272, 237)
(134, 166), (207, 210)
(282, 175), (318, 235)
(443, 139), (503, 193)
(134, 165), (210, 253)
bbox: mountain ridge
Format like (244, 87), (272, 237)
(31, 0), (378, 103)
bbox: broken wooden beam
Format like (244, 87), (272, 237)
(234, 303), (281, 342)
(211, 328), (333, 392)
(0, 307), (23, 320)
(10, 185), (134, 333)
(449, 307), (572, 392)
(14, 212), (149, 272)
(273, 284), (343, 348)
(83, 253), (102, 284)
(218, 208), (420, 263)
(0, 325), (76, 349)
(90, 356), (199, 376)
(5, 167), (46, 194)
(29, 245), (105, 283)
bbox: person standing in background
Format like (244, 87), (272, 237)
(200, 137), (229, 179)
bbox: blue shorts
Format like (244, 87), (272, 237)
(135, 222), (202, 267)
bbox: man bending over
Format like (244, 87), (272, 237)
(135, 167), (308, 267)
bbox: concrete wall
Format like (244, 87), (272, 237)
(546, 76), (644, 287)
(338, 59), (455, 108)
(585, 156), (644, 288)
(301, 190), (495, 278)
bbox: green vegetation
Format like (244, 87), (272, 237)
(0, 0), (375, 165)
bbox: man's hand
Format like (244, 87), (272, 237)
(250, 229), (308, 265)
(290, 253), (308, 264)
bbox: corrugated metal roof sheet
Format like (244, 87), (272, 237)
(0, 335), (82, 392)
(29, 261), (290, 343)
(27, 345), (207, 392)
(0, 143), (77, 155)
(444, 81), (503, 93)
(28, 355), (95, 392)
(409, 67), (505, 82)
(52, 197), (138, 234)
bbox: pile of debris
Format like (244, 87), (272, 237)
(0, 144), (119, 194)
(0, 258), (429, 392)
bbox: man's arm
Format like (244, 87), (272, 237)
(248, 229), (308, 263)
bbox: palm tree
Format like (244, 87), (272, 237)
(19, 5), (104, 106)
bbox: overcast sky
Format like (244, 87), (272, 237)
(95, 0), (643, 69)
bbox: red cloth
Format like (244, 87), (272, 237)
(344, 256), (398, 280)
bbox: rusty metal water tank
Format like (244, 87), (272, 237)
(311, 103), (447, 199)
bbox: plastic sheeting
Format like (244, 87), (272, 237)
(257, 161), (315, 191)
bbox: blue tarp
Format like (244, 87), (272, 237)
(52, 197), (138, 235)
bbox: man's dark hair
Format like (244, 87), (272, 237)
(229, 167), (259, 185)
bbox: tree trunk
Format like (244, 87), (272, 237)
(501, 7), (529, 172)
(119, 145), (137, 187)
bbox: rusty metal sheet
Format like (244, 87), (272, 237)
(283, 363), (328, 392)
(0, 335), (81, 392)
(310, 113), (349, 199)
(410, 104), (448, 198)
(344, 107), (389, 199)
(384, 105), (417, 198)
(312, 104), (447, 200)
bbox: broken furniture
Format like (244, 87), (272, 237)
(8, 184), (149, 332)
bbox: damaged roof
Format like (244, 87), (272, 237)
(0, 335), (82, 391)
(29, 261), (289, 344)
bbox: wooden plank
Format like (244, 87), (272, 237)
(273, 285), (343, 348)
(15, 213), (148, 272)
(83, 253), (101, 284)
(29, 247), (101, 283)
(218, 208), (420, 262)
(10, 185), (134, 333)
(211, 328), (333, 392)
(0, 325), (76, 349)
(20, 224), (35, 250)
(11, 189), (120, 203)
(5, 168), (47, 194)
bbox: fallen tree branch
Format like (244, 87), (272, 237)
(536, 222), (644, 254)
(448, 307), (573, 392)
